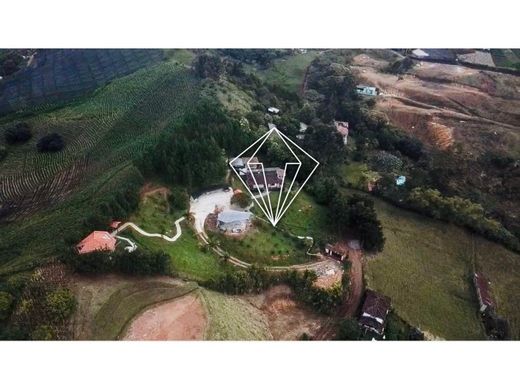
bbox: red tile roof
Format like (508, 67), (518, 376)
(109, 220), (122, 229)
(474, 272), (495, 310)
(76, 231), (116, 254)
(334, 121), (349, 136)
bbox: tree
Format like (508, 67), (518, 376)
(31, 325), (55, 340)
(4, 122), (32, 144)
(193, 54), (224, 80)
(0, 145), (7, 162)
(37, 133), (64, 153)
(337, 319), (362, 340)
(44, 288), (76, 322)
(231, 191), (251, 208)
(0, 292), (14, 321)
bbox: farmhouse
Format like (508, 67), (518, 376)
(356, 85), (378, 96)
(359, 290), (391, 335)
(230, 156), (261, 171)
(474, 272), (495, 313)
(334, 120), (349, 145)
(245, 167), (284, 191)
(324, 243), (347, 262)
(217, 210), (252, 233)
(76, 231), (116, 254)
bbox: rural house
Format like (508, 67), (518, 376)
(267, 107), (280, 114)
(325, 243), (347, 261)
(76, 231), (116, 254)
(356, 85), (378, 96)
(245, 167), (284, 191)
(297, 122), (307, 140)
(474, 272), (496, 313)
(230, 156), (261, 171)
(359, 290), (391, 336)
(334, 121), (349, 145)
(217, 210), (252, 233)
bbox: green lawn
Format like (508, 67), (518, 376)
(256, 50), (321, 94)
(209, 217), (311, 266)
(200, 288), (272, 340)
(358, 189), (519, 340)
(128, 192), (228, 282)
(91, 280), (198, 340)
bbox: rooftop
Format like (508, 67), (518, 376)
(217, 210), (252, 224)
(76, 231), (116, 254)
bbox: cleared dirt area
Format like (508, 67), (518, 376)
(123, 293), (206, 340)
(351, 53), (520, 155)
(246, 285), (327, 340)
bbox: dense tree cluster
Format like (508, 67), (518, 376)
(408, 187), (520, 252)
(330, 193), (385, 252)
(37, 133), (64, 153)
(204, 266), (343, 315)
(4, 122), (32, 145)
(138, 102), (255, 191)
(63, 248), (171, 276)
(218, 49), (289, 68)
(194, 54), (224, 80)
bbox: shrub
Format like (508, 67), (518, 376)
(4, 122), (32, 144)
(0, 145), (7, 161)
(45, 288), (76, 322)
(231, 191), (251, 208)
(0, 291), (14, 321)
(37, 133), (64, 153)
(337, 319), (362, 340)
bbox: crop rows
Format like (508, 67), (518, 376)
(0, 62), (199, 222)
(0, 49), (165, 114)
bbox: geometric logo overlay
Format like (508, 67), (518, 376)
(229, 126), (319, 226)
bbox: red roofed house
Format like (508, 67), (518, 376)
(334, 121), (349, 145)
(359, 290), (391, 336)
(109, 220), (122, 230)
(76, 231), (116, 255)
(474, 272), (495, 313)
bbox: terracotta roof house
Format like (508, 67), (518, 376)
(474, 272), (495, 313)
(76, 231), (116, 254)
(359, 290), (391, 335)
(325, 243), (347, 262)
(334, 121), (349, 145)
(245, 168), (284, 191)
(217, 210), (252, 233)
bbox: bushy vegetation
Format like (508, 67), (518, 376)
(63, 248), (171, 276)
(230, 191), (251, 208)
(4, 122), (32, 144)
(204, 266), (343, 315)
(138, 101), (255, 190)
(36, 133), (64, 153)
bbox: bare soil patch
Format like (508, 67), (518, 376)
(122, 293), (206, 340)
(247, 285), (327, 340)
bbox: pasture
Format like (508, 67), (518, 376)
(361, 189), (520, 339)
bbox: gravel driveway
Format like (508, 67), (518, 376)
(190, 188), (233, 233)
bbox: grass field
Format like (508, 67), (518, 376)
(209, 219), (311, 266)
(358, 189), (520, 339)
(91, 280), (198, 340)
(200, 288), (272, 340)
(128, 192), (228, 282)
(255, 50), (321, 94)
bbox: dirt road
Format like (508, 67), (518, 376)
(313, 248), (364, 340)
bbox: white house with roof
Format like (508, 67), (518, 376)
(217, 210), (252, 233)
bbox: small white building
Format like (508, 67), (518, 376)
(267, 107), (280, 114)
(217, 210), (252, 233)
(356, 85), (378, 97)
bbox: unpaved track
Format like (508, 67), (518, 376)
(113, 218), (185, 242)
(313, 249), (364, 340)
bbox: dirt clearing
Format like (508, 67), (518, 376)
(123, 293), (206, 340)
(246, 285), (327, 340)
